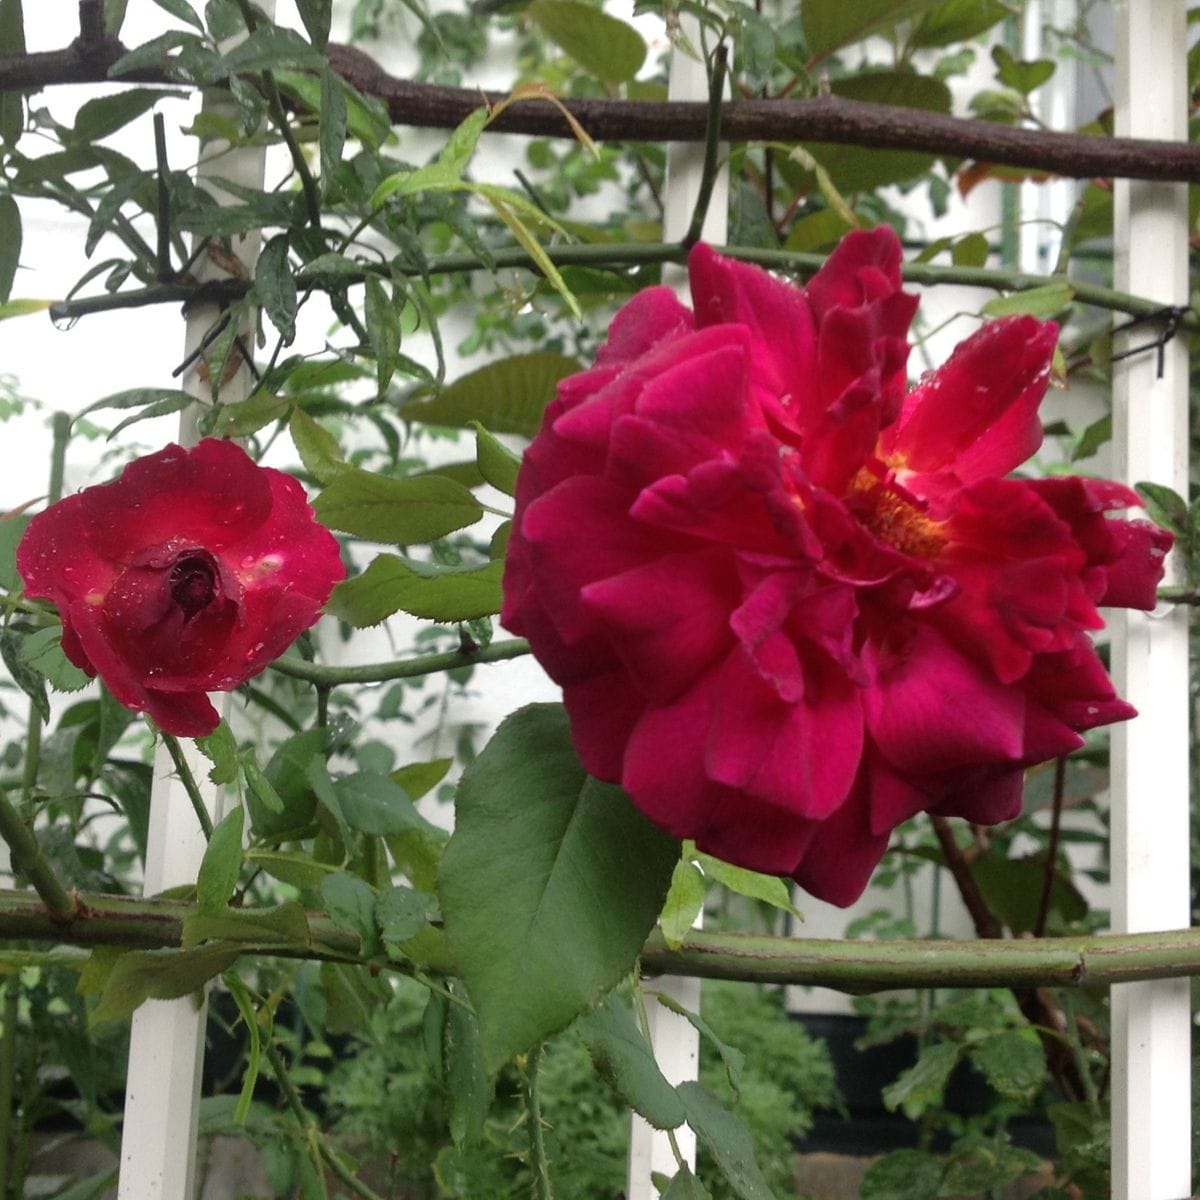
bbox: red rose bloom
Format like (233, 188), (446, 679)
(501, 229), (1173, 906)
(17, 438), (345, 737)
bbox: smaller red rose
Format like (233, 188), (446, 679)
(17, 438), (346, 737)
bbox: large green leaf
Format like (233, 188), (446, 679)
(402, 352), (579, 438)
(577, 989), (686, 1130)
(802, 0), (944, 59)
(0, 195), (20, 303)
(528, 0), (647, 83)
(313, 469), (483, 544)
(676, 1082), (777, 1200)
(196, 805), (244, 914)
(908, 0), (1011, 48)
(438, 704), (678, 1069)
(86, 945), (239, 1025)
(326, 553), (503, 626)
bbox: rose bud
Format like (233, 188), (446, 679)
(502, 228), (1173, 907)
(17, 438), (345, 737)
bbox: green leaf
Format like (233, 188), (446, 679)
(1072, 413), (1111, 462)
(77, 387), (195, 422)
(908, 0), (1011, 48)
(662, 1167), (714, 1200)
(0, 194), (20, 303)
(0, 513), (28, 593)
(242, 750), (285, 818)
(527, 0), (647, 82)
(694, 852), (802, 920)
(0, 626), (49, 723)
(196, 720), (239, 785)
(660, 857), (706, 950)
(653, 990), (744, 1097)
(881, 1040), (959, 1119)
(992, 44), (1055, 95)
(444, 994), (493, 1147)
(196, 806), (244, 913)
(1136, 480), (1190, 537)
(73, 89), (183, 143)
(951, 231), (989, 267)
(369, 108), (488, 207)
(860, 1148), (944, 1200)
(320, 871), (379, 956)
(333, 771), (432, 837)
(364, 275), (402, 393)
(19, 627), (90, 692)
(220, 25), (325, 72)
(0, 298), (51, 321)
(968, 1029), (1046, 1102)
(290, 407), (348, 484)
(147, 0), (203, 30)
(245, 849), (335, 891)
(313, 469), (483, 544)
(326, 553), (503, 626)
(181, 902), (310, 950)
(403, 352), (577, 437)
(319, 64), (346, 194)
(802, 0), (944, 59)
(577, 989), (686, 1130)
(980, 282), (1074, 319)
(89, 945), (239, 1025)
(969, 850), (1088, 933)
(439, 704), (678, 1069)
(473, 423), (521, 496)
(676, 1081), (777, 1200)
(296, 0), (332, 49)
(391, 757), (453, 801)
(376, 884), (429, 950)
(255, 233), (297, 345)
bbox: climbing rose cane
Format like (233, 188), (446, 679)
(501, 228), (1172, 906)
(17, 438), (345, 738)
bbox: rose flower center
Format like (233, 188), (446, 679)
(848, 469), (947, 560)
(169, 553), (219, 619)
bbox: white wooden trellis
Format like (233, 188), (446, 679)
(626, 16), (728, 1197)
(1110, 2), (1192, 1198)
(116, 7), (274, 1192)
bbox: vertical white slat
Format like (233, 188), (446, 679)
(117, 5), (274, 1193)
(1110, 3), (1191, 1199)
(626, 18), (728, 1198)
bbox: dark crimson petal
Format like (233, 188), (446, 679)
(622, 667), (822, 874)
(789, 774), (891, 908)
(82, 440), (275, 560)
(704, 649), (864, 821)
(581, 548), (738, 704)
(1023, 635), (1137, 731)
(562, 667), (647, 782)
(882, 316), (1058, 488)
(864, 625), (1025, 774)
(925, 765), (1025, 826)
(594, 284), (695, 369)
(1097, 519), (1173, 609)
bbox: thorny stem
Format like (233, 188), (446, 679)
(1060, 989), (1102, 1118)
(270, 637), (530, 687)
(0, 976), (17, 1199)
(1033, 758), (1067, 939)
(231, 0), (322, 229)
(683, 43), (728, 248)
(159, 733), (214, 840)
(0, 789), (78, 921)
(524, 1045), (556, 1200)
(50, 243), (1191, 329)
(264, 1038), (386, 1200)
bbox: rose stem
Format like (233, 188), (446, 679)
(262, 1037), (386, 1200)
(1032, 757), (1068, 939)
(159, 733), (214, 840)
(682, 41), (729, 249)
(524, 1044), (557, 1200)
(270, 636), (530, 687)
(0, 787), (78, 920)
(19, 414), (71, 808)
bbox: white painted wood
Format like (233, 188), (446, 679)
(627, 18), (727, 1198)
(117, 6), (274, 1193)
(1110, 3), (1192, 1198)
